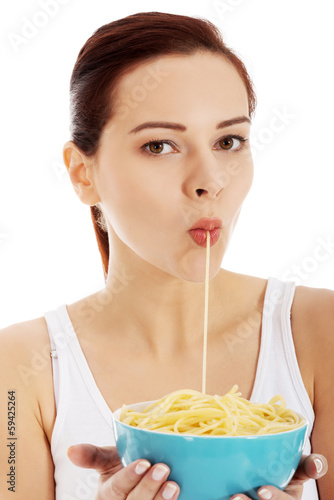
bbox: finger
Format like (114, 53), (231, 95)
(129, 463), (169, 498)
(252, 454), (328, 500)
(126, 463), (179, 500)
(292, 453), (328, 483)
(229, 454), (328, 500)
(157, 481), (180, 500)
(258, 485), (300, 499)
(231, 486), (302, 500)
(67, 444), (123, 475)
(99, 460), (176, 500)
(230, 495), (252, 499)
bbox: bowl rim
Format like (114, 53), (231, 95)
(112, 400), (308, 439)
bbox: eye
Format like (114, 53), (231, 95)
(141, 139), (175, 155)
(140, 134), (248, 157)
(216, 135), (247, 151)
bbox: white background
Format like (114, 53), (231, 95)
(1, 0), (333, 328)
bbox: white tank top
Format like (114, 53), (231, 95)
(44, 277), (318, 500)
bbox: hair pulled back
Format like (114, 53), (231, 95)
(68, 11), (257, 281)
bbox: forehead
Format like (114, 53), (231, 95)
(111, 51), (249, 131)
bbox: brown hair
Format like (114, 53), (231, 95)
(68, 11), (257, 281)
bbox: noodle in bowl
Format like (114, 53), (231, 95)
(112, 387), (308, 500)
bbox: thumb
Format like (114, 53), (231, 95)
(67, 444), (122, 474)
(292, 453), (328, 484)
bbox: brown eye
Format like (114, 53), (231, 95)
(219, 137), (234, 150)
(149, 142), (164, 153)
(142, 140), (175, 155)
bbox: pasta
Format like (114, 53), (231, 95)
(201, 230), (210, 394)
(120, 231), (304, 436)
(119, 386), (305, 436)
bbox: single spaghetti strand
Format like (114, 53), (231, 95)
(202, 230), (211, 394)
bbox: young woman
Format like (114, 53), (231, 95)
(0, 11), (332, 500)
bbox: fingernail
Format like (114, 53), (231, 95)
(233, 497), (243, 500)
(135, 461), (151, 475)
(314, 457), (323, 474)
(162, 483), (177, 499)
(258, 489), (273, 500)
(152, 464), (169, 481)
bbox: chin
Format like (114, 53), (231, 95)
(177, 262), (222, 283)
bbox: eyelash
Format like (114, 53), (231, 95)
(140, 134), (248, 157)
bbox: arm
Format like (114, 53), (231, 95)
(309, 288), (334, 498)
(0, 323), (55, 499)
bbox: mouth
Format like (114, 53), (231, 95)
(188, 218), (223, 247)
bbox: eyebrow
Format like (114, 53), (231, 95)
(129, 116), (251, 134)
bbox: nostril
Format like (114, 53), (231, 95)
(196, 189), (206, 196)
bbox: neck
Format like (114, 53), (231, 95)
(99, 252), (230, 357)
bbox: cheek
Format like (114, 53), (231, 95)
(98, 164), (171, 242)
(104, 176), (144, 228)
(223, 157), (253, 205)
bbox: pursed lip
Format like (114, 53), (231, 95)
(189, 217), (223, 231)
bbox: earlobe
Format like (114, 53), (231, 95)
(62, 141), (100, 205)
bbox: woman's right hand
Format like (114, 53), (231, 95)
(67, 443), (180, 500)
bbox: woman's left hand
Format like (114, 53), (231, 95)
(229, 453), (328, 500)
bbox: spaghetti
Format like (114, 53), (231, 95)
(119, 386), (305, 436)
(201, 230), (210, 394)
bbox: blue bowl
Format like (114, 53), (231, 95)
(112, 401), (308, 500)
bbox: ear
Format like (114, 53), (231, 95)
(63, 141), (100, 206)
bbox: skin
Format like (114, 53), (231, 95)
(0, 51), (330, 500)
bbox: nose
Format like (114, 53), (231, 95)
(195, 185), (223, 199)
(182, 149), (226, 201)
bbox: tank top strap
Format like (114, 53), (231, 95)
(278, 278), (315, 425)
(44, 305), (68, 411)
(44, 304), (114, 429)
(249, 277), (277, 401)
(252, 277), (314, 428)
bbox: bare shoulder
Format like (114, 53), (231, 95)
(292, 283), (334, 336)
(0, 315), (53, 382)
(290, 284), (334, 405)
(0, 315), (51, 346)
(0, 316), (56, 439)
(292, 283), (334, 363)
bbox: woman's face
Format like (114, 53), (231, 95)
(93, 51), (253, 282)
